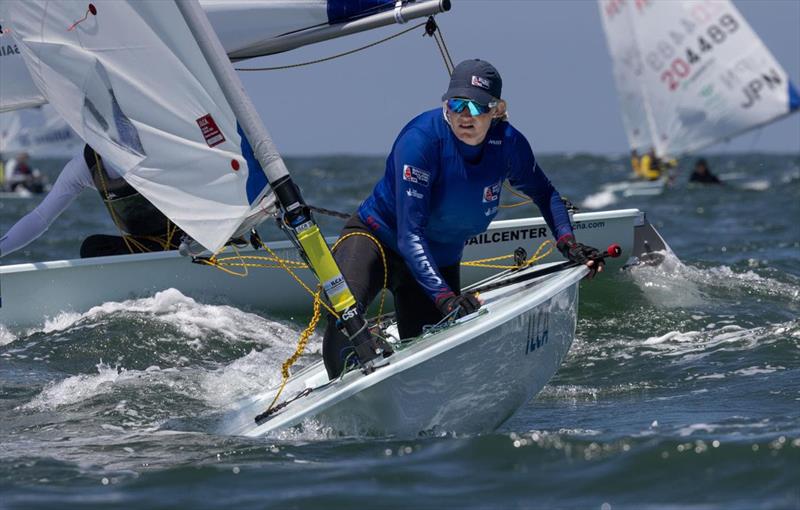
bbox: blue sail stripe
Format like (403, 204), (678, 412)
(237, 123), (269, 205)
(788, 81), (800, 112)
(327, 0), (395, 24)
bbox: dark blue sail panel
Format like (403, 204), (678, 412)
(789, 81), (800, 111)
(237, 123), (269, 205)
(327, 0), (396, 24)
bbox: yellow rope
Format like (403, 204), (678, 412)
(260, 232), (389, 416)
(263, 288), (323, 415)
(214, 254), (308, 269)
(332, 231), (389, 320)
(461, 239), (554, 269)
(257, 237), (341, 319)
(93, 151), (176, 253)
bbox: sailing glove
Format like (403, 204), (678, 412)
(557, 234), (604, 277)
(436, 292), (482, 319)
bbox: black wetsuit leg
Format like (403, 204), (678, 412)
(322, 216), (391, 379)
(321, 215), (465, 378)
(391, 261), (461, 339)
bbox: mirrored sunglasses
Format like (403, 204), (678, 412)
(446, 98), (497, 116)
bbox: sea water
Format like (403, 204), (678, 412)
(1, 153), (798, 509)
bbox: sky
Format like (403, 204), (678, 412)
(238, 0), (800, 156)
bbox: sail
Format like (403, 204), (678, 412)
(0, 28), (46, 112)
(0, 104), (82, 158)
(597, 0), (654, 153)
(0, 0), (443, 112)
(599, 0), (799, 157)
(5, 0), (272, 252)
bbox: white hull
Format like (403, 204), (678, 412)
(604, 179), (666, 198)
(1, 209), (644, 329)
(219, 263), (585, 437)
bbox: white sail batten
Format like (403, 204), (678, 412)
(6, 0), (271, 252)
(599, 0), (799, 157)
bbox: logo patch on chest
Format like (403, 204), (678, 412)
(483, 181), (501, 203)
(402, 165), (430, 186)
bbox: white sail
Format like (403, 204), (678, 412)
(597, 0), (654, 153)
(0, 0), (445, 113)
(0, 28), (46, 113)
(0, 104), (82, 158)
(6, 0), (272, 252)
(599, 0), (799, 157)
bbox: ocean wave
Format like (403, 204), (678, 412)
(0, 324), (17, 346)
(199, 344), (322, 409)
(627, 253), (800, 310)
(22, 362), (126, 411)
(3, 288), (319, 374)
(31, 288), (294, 343)
(565, 319), (799, 391)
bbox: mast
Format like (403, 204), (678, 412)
(175, 0), (389, 371)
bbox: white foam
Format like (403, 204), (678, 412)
(199, 330), (323, 409)
(627, 251), (705, 308)
(739, 179), (770, 191)
(639, 322), (794, 362)
(0, 324), (17, 346)
(629, 255), (799, 308)
(39, 312), (85, 334)
(733, 365), (782, 376)
(644, 330), (701, 345)
(678, 423), (717, 436)
(696, 373), (726, 380)
(23, 363), (124, 410)
(581, 188), (618, 210)
(22, 289), (308, 353)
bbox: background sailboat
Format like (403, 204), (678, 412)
(598, 0), (799, 172)
(0, 104), (82, 159)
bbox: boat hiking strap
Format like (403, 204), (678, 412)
(234, 16), (454, 76)
(93, 151), (179, 254)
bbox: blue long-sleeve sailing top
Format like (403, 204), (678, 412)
(358, 108), (573, 302)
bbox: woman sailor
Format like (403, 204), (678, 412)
(0, 145), (181, 259)
(322, 59), (603, 379)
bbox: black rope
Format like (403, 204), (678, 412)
(425, 17), (454, 75)
(308, 204), (351, 220)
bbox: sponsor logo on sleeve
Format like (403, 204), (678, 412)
(406, 188), (424, 199)
(483, 181), (501, 202)
(402, 164), (430, 186)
